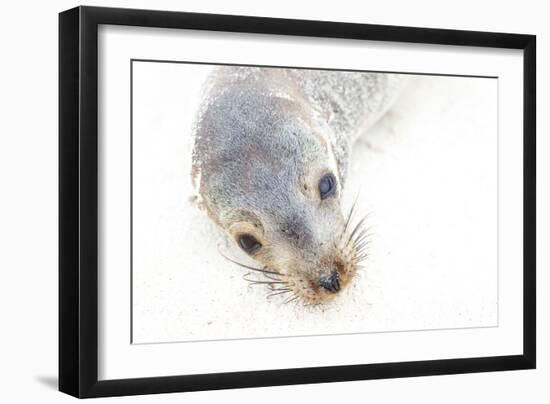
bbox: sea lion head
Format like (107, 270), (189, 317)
(192, 68), (366, 305)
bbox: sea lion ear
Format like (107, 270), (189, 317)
(188, 193), (204, 209)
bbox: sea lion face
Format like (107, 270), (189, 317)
(193, 82), (364, 305)
(223, 164), (360, 305)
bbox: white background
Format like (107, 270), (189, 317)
(0, 0), (546, 403)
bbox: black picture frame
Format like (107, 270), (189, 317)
(59, 5), (536, 398)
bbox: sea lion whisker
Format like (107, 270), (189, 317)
(353, 223), (373, 240)
(283, 295), (300, 305)
(352, 237), (370, 252)
(242, 265), (281, 276)
(353, 264), (367, 273)
(354, 240), (372, 252)
(343, 194), (360, 234)
(266, 290), (292, 299)
(354, 253), (369, 263)
(262, 272), (283, 281)
(353, 253), (367, 263)
(350, 211), (373, 236)
(354, 248), (370, 259)
(356, 235), (373, 245)
(348, 224), (374, 251)
(242, 273), (283, 282)
(355, 235), (372, 245)
(354, 249), (370, 258)
(346, 216), (368, 247)
(245, 280), (287, 286)
(350, 216), (368, 237)
(353, 227), (374, 243)
(269, 287), (291, 292)
(338, 198), (359, 247)
(219, 252), (282, 276)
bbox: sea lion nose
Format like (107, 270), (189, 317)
(319, 271), (341, 293)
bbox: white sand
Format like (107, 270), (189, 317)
(132, 62), (497, 344)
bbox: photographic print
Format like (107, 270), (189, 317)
(131, 62), (497, 344)
(59, 7), (535, 396)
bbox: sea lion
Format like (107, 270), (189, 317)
(191, 66), (404, 305)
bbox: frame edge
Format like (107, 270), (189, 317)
(58, 5), (537, 398)
(522, 34), (536, 369)
(59, 5), (81, 398)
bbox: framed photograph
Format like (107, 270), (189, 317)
(59, 6), (536, 398)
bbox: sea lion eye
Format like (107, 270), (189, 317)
(238, 234), (262, 254)
(319, 173), (336, 199)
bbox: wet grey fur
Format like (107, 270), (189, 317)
(191, 66), (404, 227)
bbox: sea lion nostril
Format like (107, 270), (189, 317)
(319, 271), (341, 293)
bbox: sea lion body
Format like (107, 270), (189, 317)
(191, 66), (404, 304)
